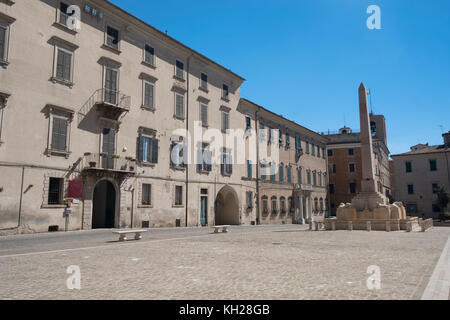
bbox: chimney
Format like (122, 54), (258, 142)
(443, 131), (450, 147)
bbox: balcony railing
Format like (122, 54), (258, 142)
(82, 153), (136, 173)
(78, 89), (131, 124)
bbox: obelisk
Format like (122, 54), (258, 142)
(350, 83), (386, 211)
(358, 83), (377, 193)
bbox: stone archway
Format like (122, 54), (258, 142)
(215, 186), (240, 225)
(92, 180), (117, 229)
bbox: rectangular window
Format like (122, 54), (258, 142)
(278, 129), (283, 146)
(261, 164), (267, 181)
(143, 82), (154, 108)
(222, 84), (229, 99)
(405, 161), (412, 173)
(221, 149), (232, 176)
(311, 144), (315, 156)
(408, 184), (414, 195)
(430, 159), (437, 171)
(287, 167), (292, 183)
(104, 68), (118, 104)
(322, 148), (326, 159)
(106, 26), (119, 49)
(285, 132), (290, 148)
(298, 168), (302, 184)
(51, 116), (68, 151)
(0, 25), (5, 62)
(349, 163), (355, 173)
(313, 172), (317, 186)
(279, 166), (284, 182)
(306, 142), (310, 154)
(432, 183), (439, 194)
(348, 148), (355, 156)
(142, 184), (151, 205)
(197, 143), (212, 172)
(268, 127), (273, 143)
(59, 2), (74, 26)
(247, 160), (252, 179)
(200, 103), (208, 126)
(48, 177), (64, 205)
(317, 146), (321, 158)
(175, 94), (184, 118)
(260, 123), (265, 140)
(270, 165), (276, 182)
(176, 60), (184, 79)
(56, 48), (72, 82)
(221, 111), (230, 132)
(200, 73), (208, 89)
(138, 134), (158, 164)
(171, 140), (186, 168)
(144, 45), (154, 65)
(350, 182), (357, 194)
(175, 186), (183, 206)
(246, 191), (253, 209)
(307, 171), (311, 185)
(329, 184), (335, 194)
(245, 116), (251, 131)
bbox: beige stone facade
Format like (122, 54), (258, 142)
(238, 99), (328, 225)
(0, 0), (327, 234)
(391, 132), (450, 219)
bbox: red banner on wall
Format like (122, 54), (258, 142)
(68, 180), (83, 199)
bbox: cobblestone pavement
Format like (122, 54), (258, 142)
(0, 225), (449, 300)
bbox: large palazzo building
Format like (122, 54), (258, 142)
(0, 0), (328, 234)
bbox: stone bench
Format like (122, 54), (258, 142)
(212, 225), (230, 233)
(113, 229), (148, 241)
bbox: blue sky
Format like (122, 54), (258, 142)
(110, 0), (450, 155)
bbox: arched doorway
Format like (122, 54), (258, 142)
(215, 186), (239, 225)
(92, 180), (117, 229)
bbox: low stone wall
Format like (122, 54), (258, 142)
(420, 219), (434, 232)
(325, 218), (419, 232)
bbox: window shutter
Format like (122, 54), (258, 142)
(56, 50), (64, 79)
(152, 138), (159, 164)
(206, 151), (212, 172)
(51, 117), (67, 151)
(247, 160), (252, 179)
(138, 136), (144, 162)
(201, 104), (208, 125)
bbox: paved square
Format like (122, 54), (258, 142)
(0, 225), (449, 300)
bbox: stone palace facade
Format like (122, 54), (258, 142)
(0, 0), (328, 234)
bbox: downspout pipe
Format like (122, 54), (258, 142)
(185, 54), (194, 227)
(255, 109), (261, 225)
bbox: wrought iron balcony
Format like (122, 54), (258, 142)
(82, 153), (136, 174)
(78, 89), (131, 123)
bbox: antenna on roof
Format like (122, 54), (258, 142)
(368, 88), (374, 114)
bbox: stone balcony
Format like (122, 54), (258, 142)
(82, 153), (136, 175)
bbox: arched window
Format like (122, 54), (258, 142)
(280, 197), (286, 214)
(271, 196), (278, 214)
(320, 198), (324, 212)
(314, 198), (319, 212)
(261, 196), (268, 214)
(288, 197), (294, 213)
